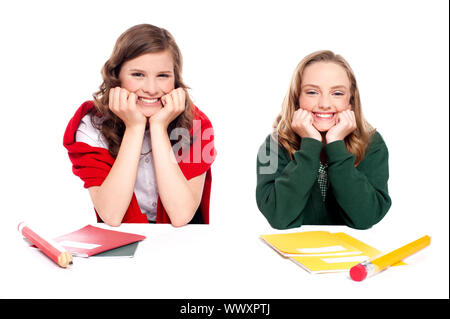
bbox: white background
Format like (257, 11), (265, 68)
(0, 0), (448, 299)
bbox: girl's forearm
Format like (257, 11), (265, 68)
(256, 137), (322, 229)
(325, 140), (391, 229)
(150, 124), (199, 227)
(89, 126), (145, 226)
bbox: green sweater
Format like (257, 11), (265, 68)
(256, 131), (391, 230)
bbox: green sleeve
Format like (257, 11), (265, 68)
(325, 132), (392, 229)
(256, 135), (322, 229)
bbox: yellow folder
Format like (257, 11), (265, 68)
(260, 231), (405, 274)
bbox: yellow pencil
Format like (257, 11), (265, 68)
(350, 235), (431, 281)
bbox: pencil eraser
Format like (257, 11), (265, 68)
(350, 264), (367, 281)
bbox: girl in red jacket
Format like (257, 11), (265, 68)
(64, 24), (216, 227)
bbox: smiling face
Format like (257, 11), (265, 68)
(299, 62), (352, 132)
(118, 50), (175, 118)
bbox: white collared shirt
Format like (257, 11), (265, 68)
(75, 114), (158, 222)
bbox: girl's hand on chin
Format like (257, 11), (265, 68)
(326, 109), (357, 143)
(291, 108), (322, 142)
(149, 88), (186, 129)
(109, 87), (147, 129)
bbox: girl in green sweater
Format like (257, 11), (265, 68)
(256, 50), (391, 230)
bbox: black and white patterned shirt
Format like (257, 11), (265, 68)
(317, 162), (329, 201)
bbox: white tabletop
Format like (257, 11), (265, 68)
(1, 220), (447, 299)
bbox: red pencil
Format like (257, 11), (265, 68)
(18, 222), (73, 268)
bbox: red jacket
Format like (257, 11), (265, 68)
(63, 101), (216, 224)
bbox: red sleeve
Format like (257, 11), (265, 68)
(63, 101), (118, 188)
(177, 105), (216, 180)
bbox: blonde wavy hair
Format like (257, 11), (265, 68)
(92, 24), (194, 158)
(274, 50), (374, 166)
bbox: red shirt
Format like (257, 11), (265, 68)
(63, 101), (216, 224)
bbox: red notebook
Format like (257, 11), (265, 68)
(53, 225), (146, 257)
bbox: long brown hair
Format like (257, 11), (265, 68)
(274, 50), (374, 166)
(92, 24), (194, 157)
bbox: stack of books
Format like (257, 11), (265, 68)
(20, 224), (146, 262)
